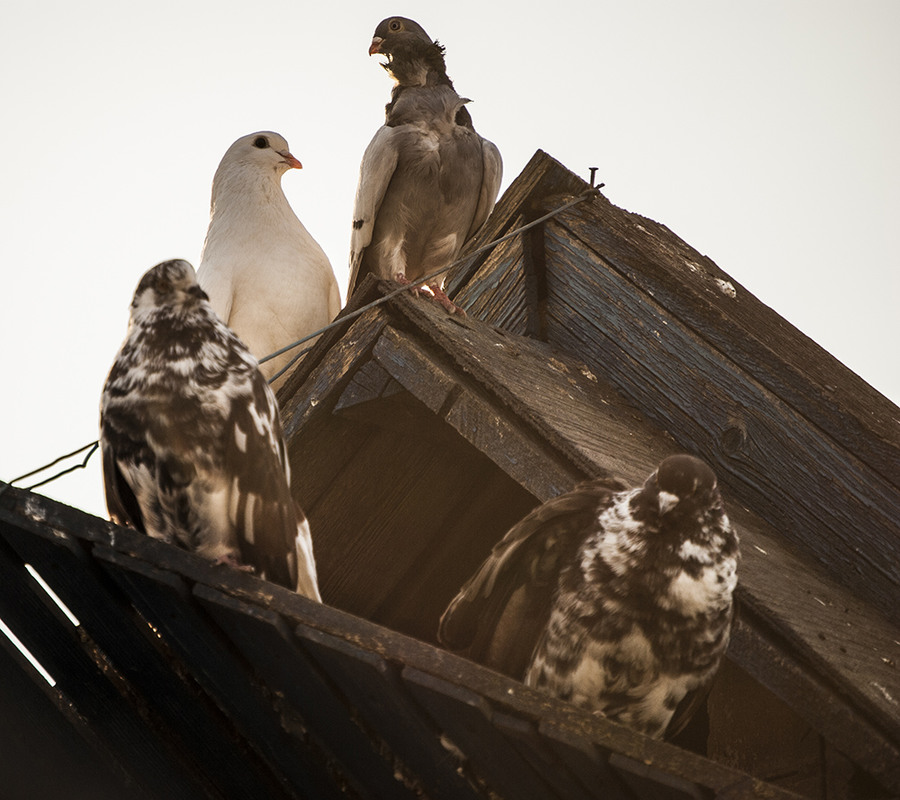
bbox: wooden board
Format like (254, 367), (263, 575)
(541, 217), (900, 625)
(95, 550), (311, 800)
(0, 526), (210, 800)
(0, 636), (148, 800)
(445, 151), (900, 631)
(0, 483), (808, 799)
(297, 623), (482, 800)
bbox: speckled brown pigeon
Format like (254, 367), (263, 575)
(439, 455), (739, 739)
(100, 259), (321, 600)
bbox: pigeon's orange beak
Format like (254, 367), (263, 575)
(368, 37), (384, 56)
(278, 151), (302, 170)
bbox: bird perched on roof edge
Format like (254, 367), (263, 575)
(439, 455), (738, 739)
(100, 259), (321, 600)
(349, 16), (503, 313)
(197, 131), (341, 388)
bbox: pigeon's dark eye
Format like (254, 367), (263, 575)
(389, 19), (402, 31)
(253, 136), (269, 149)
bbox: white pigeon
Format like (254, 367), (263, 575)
(197, 131), (341, 387)
(100, 259), (321, 600)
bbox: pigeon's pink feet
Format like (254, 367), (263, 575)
(393, 273), (466, 315)
(427, 284), (466, 316)
(214, 553), (255, 573)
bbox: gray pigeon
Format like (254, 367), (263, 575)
(439, 455), (739, 739)
(197, 131), (341, 388)
(100, 259), (321, 600)
(349, 16), (502, 311)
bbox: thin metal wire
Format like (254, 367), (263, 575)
(2, 441), (100, 495)
(259, 185), (603, 368)
(6, 183), (604, 489)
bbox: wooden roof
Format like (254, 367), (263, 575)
(2, 150), (897, 798)
(275, 277), (899, 795)
(0, 484), (803, 800)
(447, 150), (900, 631)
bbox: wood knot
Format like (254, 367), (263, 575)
(721, 424), (747, 455)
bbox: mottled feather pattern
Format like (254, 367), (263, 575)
(440, 456), (738, 740)
(100, 259), (320, 599)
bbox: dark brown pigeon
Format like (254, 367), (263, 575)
(100, 259), (320, 600)
(349, 16), (502, 312)
(439, 455), (739, 739)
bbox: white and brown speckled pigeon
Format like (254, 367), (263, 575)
(100, 259), (321, 600)
(349, 16), (503, 312)
(439, 455), (739, 739)
(197, 131), (341, 387)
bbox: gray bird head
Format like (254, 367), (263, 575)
(369, 16), (433, 55)
(132, 259), (208, 314)
(369, 16), (448, 86)
(650, 454), (719, 516)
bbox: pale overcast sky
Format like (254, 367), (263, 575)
(1, 0), (897, 519)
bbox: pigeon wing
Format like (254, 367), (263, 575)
(221, 369), (320, 599)
(349, 125), (401, 296)
(195, 260), (234, 324)
(100, 425), (146, 532)
(438, 477), (626, 679)
(466, 136), (503, 240)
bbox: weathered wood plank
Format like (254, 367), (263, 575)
(333, 357), (404, 413)
(0, 517), (288, 800)
(492, 710), (600, 800)
(195, 585), (409, 800)
(372, 330), (459, 413)
(383, 293), (680, 489)
(0, 635), (151, 800)
(708, 659), (840, 798)
(278, 307), (389, 441)
(542, 221), (900, 623)
(447, 149), (587, 294)
(728, 611), (900, 793)
(403, 666), (565, 800)
(557, 194), (899, 486)
(369, 463), (537, 644)
(461, 150), (898, 485)
(727, 500), (900, 755)
(453, 231), (530, 330)
(300, 420), (483, 625)
(538, 719), (633, 798)
(608, 753), (706, 800)
(95, 550), (308, 800)
(298, 623), (483, 800)
(0, 531), (207, 800)
(275, 280), (391, 408)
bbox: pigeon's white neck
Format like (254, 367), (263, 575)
(203, 164), (298, 253)
(210, 163), (291, 215)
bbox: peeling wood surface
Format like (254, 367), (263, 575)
(542, 217), (900, 624)
(448, 150), (900, 629)
(0, 484), (802, 800)
(267, 282), (900, 792)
